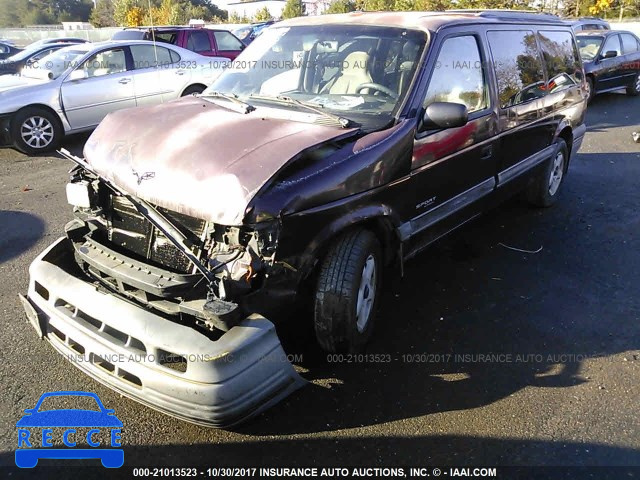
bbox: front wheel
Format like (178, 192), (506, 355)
(313, 229), (382, 353)
(586, 77), (595, 103)
(626, 72), (640, 96)
(526, 138), (568, 208)
(11, 107), (63, 155)
(181, 85), (205, 96)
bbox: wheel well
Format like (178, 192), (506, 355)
(558, 126), (573, 157)
(182, 84), (206, 95)
(12, 104), (63, 130)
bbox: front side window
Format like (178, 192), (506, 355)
(621, 33), (639, 54)
(488, 30), (546, 108)
(187, 31), (211, 53)
(424, 35), (487, 114)
(214, 31), (243, 51)
(205, 25), (427, 131)
(538, 30), (582, 91)
(83, 48), (127, 78)
(130, 44), (173, 69)
(576, 35), (604, 61)
(602, 34), (622, 57)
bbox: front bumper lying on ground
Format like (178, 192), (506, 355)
(20, 237), (306, 428)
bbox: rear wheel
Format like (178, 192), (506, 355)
(626, 72), (640, 96)
(181, 85), (205, 96)
(526, 138), (568, 208)
(313, 229), (382, 353)
(12, 107), (63, 155)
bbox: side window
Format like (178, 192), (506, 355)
(424, 35), (488, 114)
(169, 50), (181, 63)
(488, 30), (546, 108)
(29, 48), (55, 64)
(538, 30), (582, 90)
(0, 45), (8, 54)
(83, 48), (127, 78)
(187, 31), (211, 53)
(213, 31), (243, 51)
(602, 35), (622, 57)
(153, 32), (178, 45)
(621, 34), (639, 55)
(130, 44), (173, 69)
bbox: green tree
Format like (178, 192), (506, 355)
(90, 0), (116, 26)
(325, 0), (356, 13)
(229, 12), (250, 22)
(253, 6), (272, 21)
(281, 0), (304, 19)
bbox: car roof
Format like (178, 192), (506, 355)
(576, 29), (635, 37)
(278, 10), (568, 33)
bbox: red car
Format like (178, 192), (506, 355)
(112, 26), (245, 60)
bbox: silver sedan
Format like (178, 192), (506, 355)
(0, 40), (229, 154)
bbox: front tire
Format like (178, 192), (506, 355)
(586, 76), (595, 103)
(313, 229), (382, 353)
(626, 72), (640, 96)
(181, 85), (205, 96)
(526, 138), (568, 208)
(12, 107), (63, 155)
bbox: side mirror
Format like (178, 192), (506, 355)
(421, 102), (468, 131)
(66, 68), (86, 81)
(600, 50), (618, 60)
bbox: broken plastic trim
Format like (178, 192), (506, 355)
(59, 149), (215, 286)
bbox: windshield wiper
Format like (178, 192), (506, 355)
(201, 91), (255, 114)
(249, 94), (353, 128)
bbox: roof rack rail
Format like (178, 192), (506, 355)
(445, 9), (564, 23)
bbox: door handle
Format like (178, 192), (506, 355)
(175, 70), (185, 76)
(118, 78), (131, 84)
(480, 145), (493, 160)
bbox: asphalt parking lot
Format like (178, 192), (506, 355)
(0, 92), (639, 475)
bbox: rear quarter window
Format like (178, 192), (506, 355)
(621, 33), (639, 54)
(487, 30), (546, 108)
(213, 31), (243, 51)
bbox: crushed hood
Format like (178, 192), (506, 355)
(84, 96), (358, 225)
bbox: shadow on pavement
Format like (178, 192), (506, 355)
(0, 210), (45, 264)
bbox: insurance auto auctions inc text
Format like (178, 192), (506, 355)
(257, 467), (497, 477)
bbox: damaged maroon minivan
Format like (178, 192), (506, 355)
(21, 11), (587, 426)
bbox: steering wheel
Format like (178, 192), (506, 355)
(355, 83), (398, 99)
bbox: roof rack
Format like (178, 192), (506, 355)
(446, 9), (563, 23)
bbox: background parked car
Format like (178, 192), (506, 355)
(566, 17), (610, 32)
(0, 41), (22, 61)
(233, 21), (275, 46)
(0, 40), (228, 154)
(0, 42), (73, 76)
(112, 26), (245, 60)
(577, 30), (640, 101)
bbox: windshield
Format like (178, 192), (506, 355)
(577, 36), (603, 61)
(204, 25), (427, 130)
(20, 47), (87, 79)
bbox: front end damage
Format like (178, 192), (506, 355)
(20, 152), (306, 428)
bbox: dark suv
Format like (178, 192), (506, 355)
(23, 11), (587, 427)
(111, 26), (244, 60)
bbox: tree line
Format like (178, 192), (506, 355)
(0, 0), (638, 28)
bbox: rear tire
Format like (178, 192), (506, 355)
(181, 85), (205, 96)
(626, 72), (640, 96)
(313, 229), (382, 353)
(11, 107), (63, 155)
(526, 138), (568, 208)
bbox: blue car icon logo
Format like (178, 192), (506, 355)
(15, 391), (123, 468)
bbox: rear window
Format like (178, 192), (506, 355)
(112, 30), (145, 41)
(487, 30), (546, 108)
(538, 30), (582, 91)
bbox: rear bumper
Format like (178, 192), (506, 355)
(21, 237), (306, 428)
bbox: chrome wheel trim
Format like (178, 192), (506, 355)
(548, 150), (565, 196)
(21, 116), (54, 149)
(356, 254), (376, 333)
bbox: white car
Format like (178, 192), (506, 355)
(0, 40), (229, 154)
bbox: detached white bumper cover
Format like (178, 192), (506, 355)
(20, 237), (306, 428)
